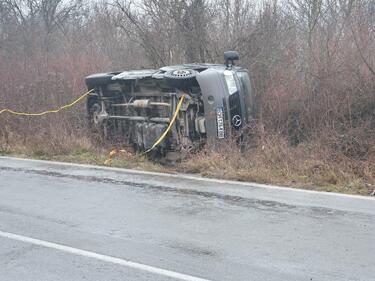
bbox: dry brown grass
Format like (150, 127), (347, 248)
(179, 133), (375, 195)
(0, 130), (170, 174)
(1, 129), (374, 195)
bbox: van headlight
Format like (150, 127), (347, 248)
(224, 70), (238, 95)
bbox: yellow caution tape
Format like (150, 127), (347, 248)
(0, 88), (94, 116)
(104, 95), (185, 165)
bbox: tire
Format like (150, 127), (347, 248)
(164, 69), (198, 88)
(88, 101), (116, 142)
(88, 102), (104, 136)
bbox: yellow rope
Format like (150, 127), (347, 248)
(142, 94), (185, 155)
(0, 89), (94, 117)
(104, 95), (185, 165)
(0, 88), (184, 164)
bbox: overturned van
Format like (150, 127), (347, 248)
(85, 51), (256, 158)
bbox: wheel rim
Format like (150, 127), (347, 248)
(92, 110), (100, 125)
(172, 69), (193, 77)
(90, 104), (101, 125)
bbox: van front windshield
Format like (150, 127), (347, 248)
(237, 71), (255, 120)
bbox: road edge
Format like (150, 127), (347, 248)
(0, 156), (374, 201)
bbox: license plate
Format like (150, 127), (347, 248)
(216, 107), (225, 139)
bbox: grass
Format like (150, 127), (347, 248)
(1, 134), (374, 196)
(0, 143), (170, 173)
(179, 140), (375, 196)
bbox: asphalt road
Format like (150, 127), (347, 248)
(0, 157), (374, 281)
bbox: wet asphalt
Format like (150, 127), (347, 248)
(0, 156), (374, 281)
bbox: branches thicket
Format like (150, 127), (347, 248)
(0, 0), (374, 160)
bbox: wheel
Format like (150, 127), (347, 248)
(164, 69), (198, 88)
(164, 69), (197, 79)
(88, 102), (116, 142)
(88, 102), (104, 138)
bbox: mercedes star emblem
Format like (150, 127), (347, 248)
(232, 115), (242, 127)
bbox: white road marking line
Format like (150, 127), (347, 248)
(0, 230), (211, 281)
(1, 156), (374, 200)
